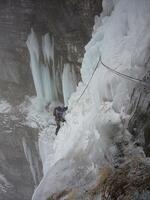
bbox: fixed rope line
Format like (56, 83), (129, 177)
(73, 58), (150, 108)
(75, 56), (101, 105)
(101, 60), (150, 89)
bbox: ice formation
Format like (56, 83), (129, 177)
(26, 30), (56, 109)
(22, 137), (41, 187)
(26, 30), (44, 103)
(27, 30), (78, 109)
(62, 63), (77, 106)
(31, 0), (150, 199)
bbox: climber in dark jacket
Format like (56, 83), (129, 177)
(53, 106), (68, 135)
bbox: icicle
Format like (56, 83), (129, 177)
(42, 33), (59, 101)
(26, 29), (44, 104)
(62, 64), (77, 106)
(22, 137), (38, 186)
(55, 59), (62, 97)
(41, 64), (53, 103)
(42, 33), (54, 65)
(42, 34), (56, 102)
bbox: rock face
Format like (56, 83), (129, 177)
(128, 72), (150, 156)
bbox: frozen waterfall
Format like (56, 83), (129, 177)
(42, 33), (56, 102)
(27, 30), (78, 109)
(26, 30), (56, 109)
(26, 29), (44, 103)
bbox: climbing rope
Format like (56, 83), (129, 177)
(75, 56), (101, 105)
(101, 60), (150, 89)
(73, 57), (150, 108)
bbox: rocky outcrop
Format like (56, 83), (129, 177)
(128, 71), (150, 156)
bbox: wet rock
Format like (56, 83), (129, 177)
(128, 72), (150, 156)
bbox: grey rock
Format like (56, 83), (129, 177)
(0, 112), (43, 200)
(128, 71), (150, 156)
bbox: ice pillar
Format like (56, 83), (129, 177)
(62, 64), (77, 106)
(27, 30), (57, 109)
(26, 29), (44, 102)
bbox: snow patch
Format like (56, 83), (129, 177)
(0, 100), (11, 114)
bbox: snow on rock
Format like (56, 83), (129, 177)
(32, 0), (150, 199)
(0, 100), (11, 114)
(0, 174), (12, 194)
(20, 97), (60, 174)
(20, 96), (57, 129)
(32, 158), (99, 200)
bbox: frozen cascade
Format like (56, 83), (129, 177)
(41, 64), (52, 104)
(42, 34), (56, 101)
(26, 29), (44, 103)
(62, 63), (77, 106)
(42, 33), (54, 65)
(27, 30), (78, 109)
(27, 30), (56, 109)
(32, 0), (150, 199)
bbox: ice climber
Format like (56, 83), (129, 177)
(53, 106), (68, 135)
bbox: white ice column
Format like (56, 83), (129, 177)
(42, 33), (57, 101)
(41, 64), (53, 103)
(26, 29), (44, 101)
(42, 33), (54, 65)
(62, 64), (77, 106)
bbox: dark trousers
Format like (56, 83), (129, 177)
(55, 121), (60, 135)
(55, 117), (65, 135)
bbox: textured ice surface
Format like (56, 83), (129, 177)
(27, 30), (56, 109)
(62, 63), (77, 106)
(32, 0), (150, 199)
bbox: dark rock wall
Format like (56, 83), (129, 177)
(128, 72), (150, 156)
